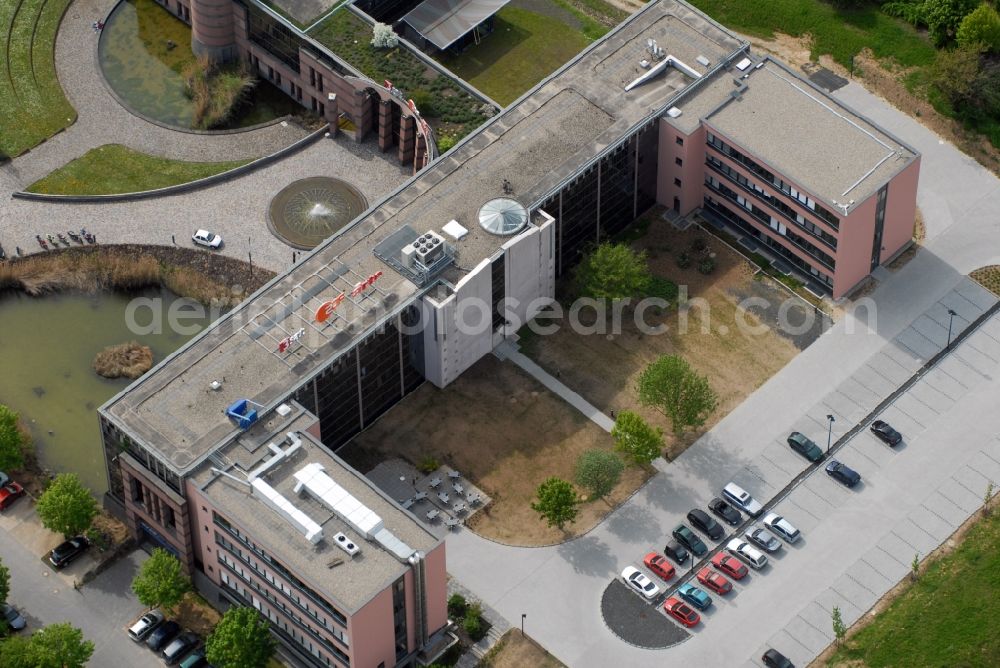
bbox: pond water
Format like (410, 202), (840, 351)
(98, 0), (301, 129)
(0, 290), (215, 495)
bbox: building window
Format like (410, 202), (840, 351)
(164, 506), (176, 530)
(130, 477), (144, 505)
(675, 157), (683, 167)
(675, 136), (683, 146)
(674, 178), (682, 187)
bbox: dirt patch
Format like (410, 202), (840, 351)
(526, 220), (798, 459)
(90, 512), (129, 546)
(479, 630), (567, 668)
(173, 592), (222, 638)
(343, 356), (651, 546)
(753, 32), (814, 69)
(93, 341), (154, 379)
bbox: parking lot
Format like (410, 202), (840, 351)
(446, 278), (1000, 667)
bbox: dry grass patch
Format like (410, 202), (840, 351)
(526, 223), (798, 456)
(346, 356), (649, 545)
(173, 591), (222, 637)
(479, 630), (566, 668)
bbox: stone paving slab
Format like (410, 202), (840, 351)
(937, 478), (984, 513)
(877, 531), (917, 566)
(796, 601), (835, 643)
(906, 379), (955, 414)
(920, 366), (970, 400)
(922, 491), (969, 527)
(833, 377), (883, 413)
(886, 333), (930, 367)
(783, 614), (830, 654)
(951, 464), (994, 498)
(852, 363), (899, 397)
(952, 279), (997, 311)
(845, 558), (893, 594)
(908, 505), (954, 542)
(831, 571), (875, 607)
(861, 546), (908, 582)
(865, 351), (913, 385)
(892, 392), (939, 423)
(892, 518), (940, 555)
(909, 313), (950, 348)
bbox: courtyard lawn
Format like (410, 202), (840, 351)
(436, 7), (593, 106)
(26, 144), (252, 195)
(479, 631), (567, 668)
(522, 215), (800, 457)
(1, 0), (77, 158)
(689, 0), (935, 69)
(828, 504), (1000, 667)
(343, 355), (651, 546)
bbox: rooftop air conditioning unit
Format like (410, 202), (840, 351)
(414, 230), (445, 266)
(400, 243), (417, 269)
(333, 531), (361, 557)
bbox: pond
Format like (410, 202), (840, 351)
(0, 290), (216, 495)
(98, 0), (302, 129)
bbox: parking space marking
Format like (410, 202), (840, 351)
(951, 465), (993, 499)
(813, 587), (863, 625)
(951, 279), (997, 311)
(737, 462), (778, 494)
(877, 531), (917, 565)
(921, 494), (967, 529)
(841, 441), (881, 470)
(910, 313), (950, 348)
(797, 602), (837, 642)
(768, 628), (813, 659)
(831, 571), (875, 605)
(937, 478), (983, 514)
(852, 364), (898, 398)
(865, 352), (913, 385)
(927, 357), (974, 390)
(820, 390), (867, 424)
(885, 335), (928, 369)
(921, 367), (971, 403)
(845, 559), (892, 594)
(893, 518), (940, 555)
(759, 451), (797, 479)
(952, 339), (998, 371)
(908, 505), (954, 542)
(965, 332), (1000, 363)
(861, 548), (908, 583)
(780, 499), (821, 528)
(835, 376), (883, 410)
(798, 478), (841, 511)
(893, 392), (938, 422)
(906, 381), (955, 414)
(783, 614), (832, 653)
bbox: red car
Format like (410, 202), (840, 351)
(643, 552), (676, 581)
(0, 482), (25, 511)
(697, 567), (733, 595)
(663, 597), (700, 627)
(711, 552), (749, 580)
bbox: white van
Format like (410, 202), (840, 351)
(727, 538), (769, 569)
(722, 482), (764, 518)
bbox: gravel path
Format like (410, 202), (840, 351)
(0, 0), (410, 271)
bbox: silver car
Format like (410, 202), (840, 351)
(763, 512), (801, 544)
(744, 525), (782, 552)
(128, 609), (164, 641)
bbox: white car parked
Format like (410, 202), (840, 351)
(726, 538), (768, 569)
(621, 566), (661, 599)
(192, 229), (223, 249)
(127, 609), (164, 641)
(763, 512), (801, 544)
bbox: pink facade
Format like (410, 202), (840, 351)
(657, 118), (920, 299)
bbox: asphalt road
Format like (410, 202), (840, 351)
(0, 540), (159, 667)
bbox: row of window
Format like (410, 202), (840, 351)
(129, 476), (176, 531)
(705, 133), (840, 228)
(705, 178), (836, 270)
(706, 156), (838, 249)
(214, 514), (348, 627)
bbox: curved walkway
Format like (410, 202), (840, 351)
(0, 0), (409, 271)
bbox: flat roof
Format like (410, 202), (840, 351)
(703, 59), (917, 211)
(101, 0), (746, 471)
(403, 0), (512, 50)
(193, 404), (440, 613)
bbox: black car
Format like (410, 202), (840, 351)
(145, 620), (181, 651)
(762, 648), (795, 668)
(708, 497), (741, 526)
(870, 420), (902, 446)
(686, 508), (724, 540)
(787, 432), (824, 462)
(48, 536), (89, 568)
(663, 540), (690, 564)
(671, 524), (708, 557)
(162, 632), (199, 665)
(825, 460), (861, 487)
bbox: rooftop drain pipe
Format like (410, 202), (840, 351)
(624, 56), (702, 92)
(409, 552), (428, 647)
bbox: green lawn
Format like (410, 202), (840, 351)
(0, 0), (77, 158)
(437, 7), (593, 106)
(26, 144), (252, 195)
(688, 0), (936, 69)
(828, 505), (1000, 667)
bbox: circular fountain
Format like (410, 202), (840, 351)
(267, 177), (369, 249)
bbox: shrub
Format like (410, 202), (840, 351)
(371, 22), (399, 49)
(462, 613), (482, 639)
(417, 455), (440, 474)
(436, 133), (457, 153)
(447, 593), (467, 619)
(691, 237), (708, 253)
(647, 276), (679, 303)
(676, 251), (691, 269)
(957, 4), (1000, 52)
(698, 257), (716, 275)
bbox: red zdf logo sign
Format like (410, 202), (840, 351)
(315, 271), (383, 323)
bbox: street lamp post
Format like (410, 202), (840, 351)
(946, 309), (957, 349)
(521, 613), (526, 636)
(826, 414), (835, 455)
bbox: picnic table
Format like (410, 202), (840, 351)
(448, 470), (461, 479)
(444, 518), (460, 530)
(438, 491), (450, 504)
(467, 493), (481, 506)
(453, 483), (464, 494)
(429, 477), (442, 489)
(425, 509), (440, 521)
(452, 502), (467, 514)
(414, 491), (428, 501)
(402, 498), (415, 510)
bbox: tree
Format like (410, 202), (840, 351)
(530, 477), (578, 530)
(957, 3), (1000, 51)
(575, 242), (651, 301)
(984, 481), (995, 517)
(0, 404), (26, 472)
(832, 606), (846, 646)
(930, 45), (981, 114)
(636, 356), (718, 434)
(611, 411), (664, 467)
(131, 548), (191, 610)
(205, 606), (276, 668)
(371, 22), (399, 49)
(0, 623), (95, 668)
(923, 0), (980, 45)
(35, 473), (98, 537)
(0, 557), (9, 605)
(911, 553), (920, 582)
(574, 450), (624, 500)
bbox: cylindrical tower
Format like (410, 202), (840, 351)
(190, 0), (236, 63)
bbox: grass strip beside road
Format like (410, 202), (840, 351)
(26, 144), (252, 195)
(828, 504), (1000, 667)
(688, 0), (935, 69)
